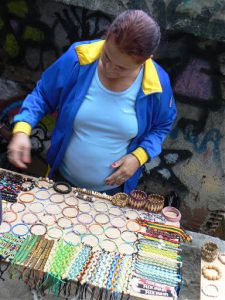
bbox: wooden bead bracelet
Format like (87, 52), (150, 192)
(202, 265), (222, 280)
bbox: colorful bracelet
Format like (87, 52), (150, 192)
(129, 190), (147, 209)
(19, 192), (35, 203)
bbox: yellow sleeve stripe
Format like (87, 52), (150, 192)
(132, 147), (149, 166)
(12, 122), (32, 136)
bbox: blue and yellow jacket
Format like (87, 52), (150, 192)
(13, 40), (176, 193)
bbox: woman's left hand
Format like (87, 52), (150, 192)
(105, 154), (140, 186)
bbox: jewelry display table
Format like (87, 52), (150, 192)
(0, 168), (186, 300)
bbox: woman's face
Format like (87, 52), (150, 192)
(100, 38), (145, 79)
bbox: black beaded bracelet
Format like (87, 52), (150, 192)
(21, 178), (35, 192)
(53, 181), (72, 194)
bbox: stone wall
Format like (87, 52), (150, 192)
(0, 0), (224, 234)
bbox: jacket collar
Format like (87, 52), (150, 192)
(75, 40), (162, 95)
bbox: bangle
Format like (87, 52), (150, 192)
(145, 194), (165, 213)
(0, 221), (11, 233)
(64, 231), (81, 245)
(125, 209), (140, 220)
(62, 207), (78, 218)
(28, 202), (45, 214)
(110, 216), (126, 228)
(218, 253), (225, 264)
(126, 220), (141, 232)
(161, 206), (181, 222)
(109, 206), (124, 217)
(77, 212), (94, 225)
(35, 177), (54, 189)
(202, 284), (219, 298)
(93, 201), (109, 213)
(202, 265), (222, 280)
(47, 226), (63, 240)
(104, 226), (121, 239)
(53, 181), (72, 194)
(40, 214), (56, 226)
(35, 189), (50, 201)
(49, 192), (65, 204)
(3, 210), (18, 223)
(111, 193), (129, 207)
(45, 203), (62, 215)
(10, 202), (26, 213)
(81, 233), (99, 247)
(21, 177), (35, 192)
(88, 223), (104, 235)
(65, 195), (79, 206)
(11, 223), (30, 236)
(30, 223), (47, 236)
(21, 212), (38, 225)
(19, 192), (35, 203)
(100, 239), (118, 252)
(129, 190), (147, 209)
(78, 201), (92, 213)
(121, 230), (138, 243)
(201, 242), (219, 262)
(73, 223), (87, 235)
(57, 217), (73, 229)
(94, 213), (110, 225)
(118, 242), (137, 255)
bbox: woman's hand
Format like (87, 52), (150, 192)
(7, 132), (31, 169)
(105, 154), (140, 186)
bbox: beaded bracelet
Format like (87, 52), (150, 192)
(202, 265), (222, 280)
(129, 190), (147, 209)
(73, 187), (112, 202)
(201, 242), (219, 262)
(35, 177), (54, 189)
(21, 177), (35, 192)
(111, 193), (129, 207)
(53, 181), (72, 194)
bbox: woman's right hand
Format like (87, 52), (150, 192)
(8, 132), (31, 169)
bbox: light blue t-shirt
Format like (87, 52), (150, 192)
(59, 67), (143, 191)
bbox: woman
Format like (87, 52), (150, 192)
(8, 10), (176, 195)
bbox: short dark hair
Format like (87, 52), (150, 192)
(106, 10), (161, 59)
